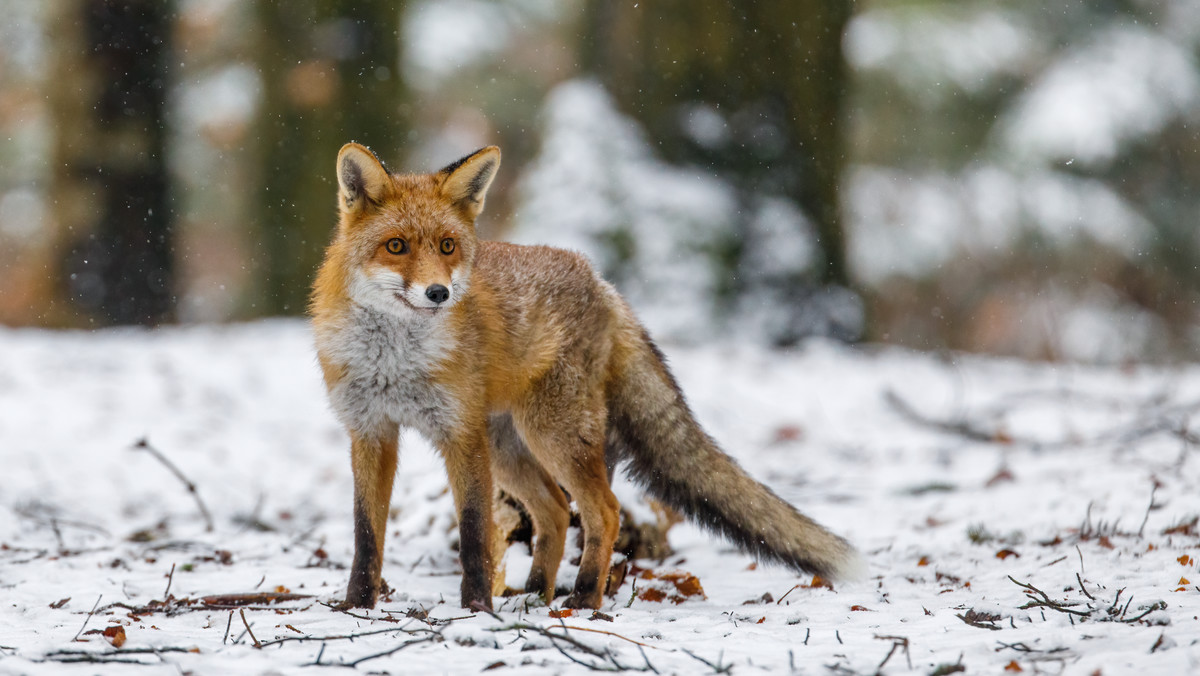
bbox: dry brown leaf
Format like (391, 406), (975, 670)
(102, 625), (126, 648)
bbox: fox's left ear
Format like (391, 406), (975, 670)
(438, 146), (501, 219)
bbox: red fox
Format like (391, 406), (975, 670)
(311, 143), (860, 610)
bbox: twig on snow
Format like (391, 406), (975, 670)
(956, 610), (1002, 631)
(240, 609), (261, 648)
(40, 647), (193, 666)
(133, 438), (214, 532)
(680, 648), (731, 674)
(884, 390), (997, 443)
(258, 623), (436, 649)
(1076, 573), (1096, 601)
(344, 634), (444, 668)
(73, 594), (103, 642)
(1010, 577), (1089, 617)
(163, 563), (176, 600)
(874, 635), (912, 671)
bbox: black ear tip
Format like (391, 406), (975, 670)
(439, 146), (499, 176)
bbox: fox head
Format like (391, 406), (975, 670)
(322, 143), (500, 317)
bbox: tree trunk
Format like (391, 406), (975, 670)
(255, 0), (408, 315)
(52, 0), (175, 326)
(582, 0), (853, 287)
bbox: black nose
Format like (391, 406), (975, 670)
(425, 284), (450, 304)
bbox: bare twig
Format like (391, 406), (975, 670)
(222, 610), (233, 644)
(875, 635), (913, 671)
(1010, 576), (1089, 617)
(163, 563), (176, 600)
(956, 610), (1002, 631)
(133, 438), (214, 532)
(344, 635), (443, 668)
(258, 624), (436, 648)
(638, 645), (659, 674)
(885, 390), (996, 443)
(202, 592), (311, 607)
(1076, 573), (1096, 601)
(681, 648), (731, 674)
(240, 609), (261, 649)
(40, 647), (193, 665)
(73, 595), (103, 642)
(318, 600), (398, 622)
(551, 624), (663, 650)
(1138, 485), (1159, 538)
(775, 584), (801, 605)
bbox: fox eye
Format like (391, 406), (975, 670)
(440, 238), (455, 255)
(385, 238), (407, 255)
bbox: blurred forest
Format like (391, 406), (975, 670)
(0, 0), (1197, 363)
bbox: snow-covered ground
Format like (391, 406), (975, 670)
(1, 320), (1198, 674)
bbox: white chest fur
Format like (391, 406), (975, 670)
(316, 306), (459, 442)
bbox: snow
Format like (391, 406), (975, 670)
(997, 24), (1200, 168)
(2, 320), (1200, 674)
(847, 164), (1152, 286)
(844, 7), (1039, 96)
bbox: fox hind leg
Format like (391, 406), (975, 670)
(489, 414), (570, 601)
(515, 402), (619, 610)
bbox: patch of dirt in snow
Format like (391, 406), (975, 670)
(1, 320), (1198, 674)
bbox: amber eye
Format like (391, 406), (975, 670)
(385, 238), (407, 254)
(440, 238), (455, 255)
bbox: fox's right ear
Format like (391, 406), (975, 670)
(337, 143), (392, 213)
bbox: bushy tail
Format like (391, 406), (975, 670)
(606, 328), (861, 581)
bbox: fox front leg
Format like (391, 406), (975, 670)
(441, 427), (496, 610)
(345, 427), (399, 608)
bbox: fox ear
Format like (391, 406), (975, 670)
(438, 146), (501, 219)
(337, 143), (392, 212)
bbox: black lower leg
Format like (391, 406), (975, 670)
(345, 500), (379, 608)
(458, 505), (493, 610)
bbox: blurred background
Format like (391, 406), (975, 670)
(0, 0), (1197, 363)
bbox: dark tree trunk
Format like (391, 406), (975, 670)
(255, 0), (408, 315)
(582, 0), (853, 287)
(54, 0), (175, 326)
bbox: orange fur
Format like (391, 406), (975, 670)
(312, 143), (859, 611)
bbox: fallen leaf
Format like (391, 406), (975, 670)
(274, 585), (291, 594)
(755, 616), (765, 624)
(483, 661), (506, 671)
(102, 625), (126, 648)
(49, 598), (70, 609)
(1097, 536), (1115, 550)
(1004, 660), (1023, 671)
(918, 556), (930, 567)
(548, 608), (573, 618)
(807, 575), (834, 590)
(1177, 555), (1193, 566)
(1180, 577), (1191, 585)
(850, 605), (872, 612)
(637, 587), (667, 603)
(995, 549), (1020, 560)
